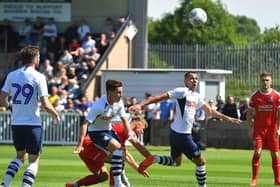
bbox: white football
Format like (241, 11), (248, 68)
(188, 8), (207, 27)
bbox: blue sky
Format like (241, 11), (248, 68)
(148, 0), (280, 32)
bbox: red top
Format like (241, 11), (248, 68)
(249, 89), (280, 128)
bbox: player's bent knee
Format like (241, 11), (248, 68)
(99, 172), (109, 182)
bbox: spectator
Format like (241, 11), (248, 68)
(158, 99), (175, 120)
(39, 59), (53, 78)
(18, 32), (35, 48)
(67, 67), (77, 80)
(222, 95), (239, 119)
(63, 20), (78, 44)
(43, 18), (57, 41)
(239, 97), (249, 121)
(67, 78), (80, 100)
(80, 33), (96, 54)
(39, 47), (50, 63)
(206, 99), (217, 120)
(84, 47), (100, 71)
(59, 49), (73, 68)
(216, 95), (224, 113)
(77, 18), (91, 42)
(48, 85), (60, 106)
(56, 35), (68, 57)
(46, 36), (58, 59)
(31, 16), (44, 40)
(75, 96), (90, 123)
(63, 98), (76, 112)
(54, 98), (65, 112)
(114, 16), (126, 32)
(58, 89), (68, 107)
(18, 18), (32, 40)
(75, 61), (89, 80)
(57, 75), (69, 91)
(124, 96), (132, 112)
(95, 32), (109, 55)
(143, 92), (158, 145)
(103, 17), (115, 36)
(68, 38), (81, 52)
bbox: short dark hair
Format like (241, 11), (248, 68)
(260, 71), (272, 78)
(19, 45), (39, 65)
(106, 79), (122, 93)
(184, 71), (197, 80)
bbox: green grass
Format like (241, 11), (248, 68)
(0, 145), (277, 187)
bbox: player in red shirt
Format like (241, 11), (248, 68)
(247, 71), (280, 186)
(65, 117), (150, 187)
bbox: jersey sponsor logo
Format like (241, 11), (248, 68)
(187, 101), (197, 108)
(258, 105), (273, 111)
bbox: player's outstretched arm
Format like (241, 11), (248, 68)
(73, 120), (89, 154)
(125, 149), (149, 178)
(40, 96), (60, 126)
(202, 103), (241, 124)
(129, 93), (169, 113)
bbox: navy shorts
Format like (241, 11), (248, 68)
(169, 129), (201, 160)
(12, 125), (42, 155)
(88, 130), (120, 150)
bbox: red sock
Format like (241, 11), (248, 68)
(272, 156), (280, 182)
(77, 174), (104, 186)
(109, 168), (114, 186)
(252, 154), (260, 180)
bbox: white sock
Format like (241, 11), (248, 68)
(22, 162), (38, 187)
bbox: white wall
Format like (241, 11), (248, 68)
(101, 69), (231, 102)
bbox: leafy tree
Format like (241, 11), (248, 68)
(233, 15), (261, 42)
(259, 27), (280, 43)
(148, 0), (261, 45)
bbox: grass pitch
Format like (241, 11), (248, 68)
(0, 145), (277, 187)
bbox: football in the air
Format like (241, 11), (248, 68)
(188, 8), (207, 27)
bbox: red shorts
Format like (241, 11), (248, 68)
(253, 127), (279, 152)
(79, 136), (108, 172)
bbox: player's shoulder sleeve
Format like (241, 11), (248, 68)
(168, 87), (186, 99)
(118, 99), (126, 117)
(86, 97), (104, 122)
(272, 89), (280, 106)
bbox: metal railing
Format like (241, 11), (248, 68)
(0, 111), (81, 145)
(148, 43), (280, 89)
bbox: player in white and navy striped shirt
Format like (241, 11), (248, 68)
(129, 71), (241, 187)
(0, 45), (60, 187)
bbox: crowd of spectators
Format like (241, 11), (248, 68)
(0, 16), (126, 120)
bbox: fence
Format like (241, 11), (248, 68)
(148, 43), (280, 89)
(0, 111), (80, 145)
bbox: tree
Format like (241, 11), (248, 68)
(260, 27), (280, 43)
(148, 0), (261, 45)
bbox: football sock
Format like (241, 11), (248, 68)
(111, 149), (124, 185)
(155, 155), (176, 166)
(76, 174), (104, 186)
(22, 162), (38, 187)
(2, 158), (23, 186)
(272, 156), (280, 182)
(252, 154), (260, 180)
(196, 165), (207, 186)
